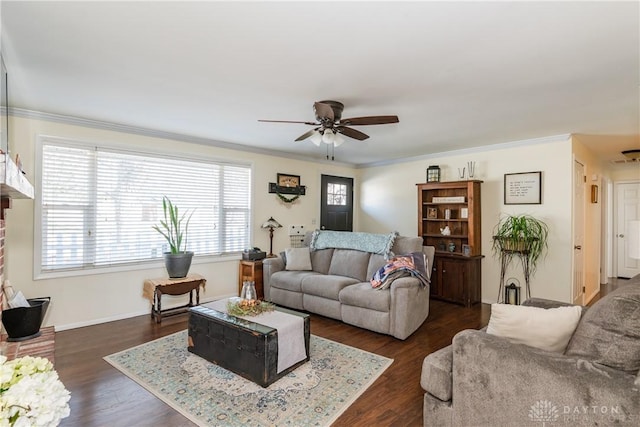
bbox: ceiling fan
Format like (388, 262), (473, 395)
(258, 100), (399, 147)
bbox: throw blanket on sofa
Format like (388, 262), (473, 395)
(371, 252), (430, 290)
(310, 230), (398, 257)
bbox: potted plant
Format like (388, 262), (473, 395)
(491, 214), (549, 273)
(492, 214), (549, 301)
(153, 196), (194, 278)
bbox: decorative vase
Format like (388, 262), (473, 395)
(164, 251), (194, 278)
(1, 297), (50, 341)
(241, 281), (257, 300)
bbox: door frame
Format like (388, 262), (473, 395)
(317, 172), (358, 231)
(572, 157), (585, 305)
(613, 179), (640, 278)
(318, 172), (356, 231)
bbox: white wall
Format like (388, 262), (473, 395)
(5, 115), (356, 329)
(5, 113), (602, 328)
(359, 137), (574, 303)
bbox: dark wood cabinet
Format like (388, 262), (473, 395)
(430, 254), (482, 307)
(417, 180), (482, 307)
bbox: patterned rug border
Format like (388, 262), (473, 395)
(104, 330), (393, 427)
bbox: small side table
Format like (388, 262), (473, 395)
(143, 274), (206, 323)
(238, 260), (264, 299)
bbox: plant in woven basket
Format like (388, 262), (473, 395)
(492, 214), (549, 275)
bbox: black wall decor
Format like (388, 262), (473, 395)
(268, 182), (306, 195)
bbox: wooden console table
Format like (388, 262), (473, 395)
(143, 274), (206, 323)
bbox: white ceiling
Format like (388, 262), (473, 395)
(2, 1), (639, 167)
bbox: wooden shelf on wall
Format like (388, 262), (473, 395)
(268, 183), (306, 195)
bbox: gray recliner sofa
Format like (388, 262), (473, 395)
(263, 232), (434, 340)
(421, 275), (640, 426)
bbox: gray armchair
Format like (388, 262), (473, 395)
(421, 277), (640, 426)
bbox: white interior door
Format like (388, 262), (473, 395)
(616, 182), (640, 278)
(572, 160), (585, 305)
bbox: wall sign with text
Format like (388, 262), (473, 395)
(504, 171), (542, 205)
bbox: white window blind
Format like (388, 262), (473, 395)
(39, 140), (251, 273)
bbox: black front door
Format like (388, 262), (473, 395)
(320, 175), (353, 231)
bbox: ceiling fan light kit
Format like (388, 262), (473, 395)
(259, 100), (399, 147)
(307, 129), (345, 147)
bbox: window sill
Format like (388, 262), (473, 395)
(33, 253), (241, 281)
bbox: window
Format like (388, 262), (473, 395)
(38, 138), (251, 274)
(327, 183), (347, 205)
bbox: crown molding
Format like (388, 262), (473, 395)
(10, 107), (570, 170)
(9, 108), (354, 168)
(356, 133), (572, 168)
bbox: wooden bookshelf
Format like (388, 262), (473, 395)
(417, 180), (483, 307)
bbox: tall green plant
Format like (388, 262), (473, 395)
(152, 196), (193, 254)
(491, 214), (549, 274)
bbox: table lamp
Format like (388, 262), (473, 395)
(261, 217), (282, 257)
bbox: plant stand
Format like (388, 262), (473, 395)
(497, 249), (531, 303)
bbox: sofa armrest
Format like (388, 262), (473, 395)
(262, 256), (284, 301)
(421, 345), (453, 401)
(389, 277), (430, 340)
(450, 330), (639, 426)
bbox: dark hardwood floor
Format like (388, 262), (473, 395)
(55, 300), (491, 427)
(54, 276), (627, 427)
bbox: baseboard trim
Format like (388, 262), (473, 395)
(51, 293), (235, 331)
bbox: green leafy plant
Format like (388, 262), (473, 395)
(492, 214), (549, 274)
(152, 196), (193, 254)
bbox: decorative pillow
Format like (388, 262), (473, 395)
(284, 247), (312, 271)
(487, 303), (582, 353)
(565, 282), (640, 373)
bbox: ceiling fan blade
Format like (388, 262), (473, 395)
(313, 102), (335, 121)
(336, 126), (369, 141)
(295, 128), (319, 141)
(258, 119), (318, 125)
(340, 115), (399, 126)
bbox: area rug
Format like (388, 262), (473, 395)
(104, 330), (393, 427)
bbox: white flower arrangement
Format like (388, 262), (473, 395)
(0, 355), (70, 426)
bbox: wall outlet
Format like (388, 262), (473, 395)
(288, 225), (305, 236)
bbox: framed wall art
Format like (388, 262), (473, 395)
(462, 244), (471, 257)
(427, 207), (438, 219)
(277, 173), (300, 188)
(504, 171), (542, 205)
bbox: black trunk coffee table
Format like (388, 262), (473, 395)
(187, 300), (310, 387)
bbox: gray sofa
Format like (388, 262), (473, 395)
(263, 233), (434, 340)
(421, 275), (640, 426)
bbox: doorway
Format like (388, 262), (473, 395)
(320, 175), (353, 231)
(572, 159), (585, 305)
(615, 181), (640, 278)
